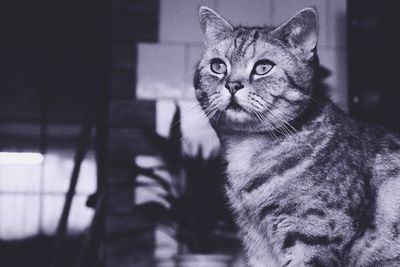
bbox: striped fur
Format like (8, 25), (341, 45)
(194, 6), (400, 267)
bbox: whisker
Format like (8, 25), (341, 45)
(265, 109), (307, 150)
(170, 102), (203, 130)
(173, 95), (222, 143)
(215, 106), (224, 123)
(251, 94), (313, 148)
(266, 108), (312, 148)
(259, 111), (295, 143)
(252, 98), (302, 151)
(250, 95), (292, 133)
(251, 109), (279, 141)
(203, 100), (221, 120)
(297, 91), (323, 105)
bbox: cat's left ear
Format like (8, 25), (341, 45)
(271, 7), (318, 60)
(198, 6), (233, 46)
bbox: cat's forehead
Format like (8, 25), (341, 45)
(204, 26), (287, 64)
(234, 25), (275, 36)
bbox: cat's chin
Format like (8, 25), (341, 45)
(225, 109), (252, 123)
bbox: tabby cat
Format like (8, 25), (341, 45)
(194, 6), (400, 267)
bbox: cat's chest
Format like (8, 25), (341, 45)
(224, 139), (261, 177)
(224, 137), (289, 189)
(222, 133), (333, 211)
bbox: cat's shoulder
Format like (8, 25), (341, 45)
(373, 129), (400, 175)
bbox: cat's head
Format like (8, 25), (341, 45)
(194, 6), (319, 133)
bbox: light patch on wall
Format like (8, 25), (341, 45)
(156, 100), (177, 137)
(0, 151), (96, 240)
(0, 152), (44, 165)
(155, 99), (220, 158)
(179, 100), (220, 158)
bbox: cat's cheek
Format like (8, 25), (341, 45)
(200, 71), (218, 83)
(234, 88), (250, 102)
(284, 90), (302, 102)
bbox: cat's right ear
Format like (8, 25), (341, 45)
(198, 6), (233, 46)
(271, 7), (318, 61)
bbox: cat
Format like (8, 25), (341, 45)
(194, 6), (400, 267)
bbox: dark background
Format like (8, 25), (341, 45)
(349, 0), (400, 131)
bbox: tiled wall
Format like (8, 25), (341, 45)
(137, 0), (348, 111)
(0, 152), (96, 239)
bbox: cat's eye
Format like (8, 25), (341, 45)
(253, 60), (274, 76)
(210, 59), (227, 75)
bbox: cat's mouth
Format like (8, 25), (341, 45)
(226, 98), (244, 111)
(223, 97), (252, 122)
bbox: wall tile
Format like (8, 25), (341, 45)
(319, 47), (348, 111)
(137, 44), (186, 99)
(0, 164), (41, 192)
(160, 0), (216, 43)
(0, 195), (40, 239)
(43, 152), (96, 194)
(217, 0), (272, 26)
(272, 0), (328, 46)
(41, 195), (94, 235)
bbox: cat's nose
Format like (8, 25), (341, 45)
(225, 81), (244, 95)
